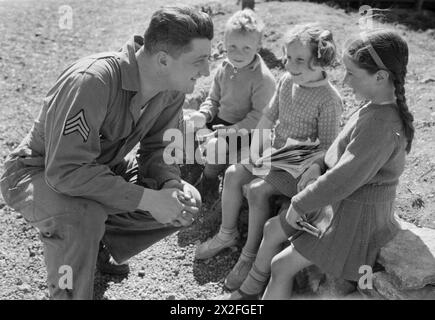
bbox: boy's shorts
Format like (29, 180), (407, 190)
(207, 117), (252, 152)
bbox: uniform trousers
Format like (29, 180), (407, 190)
(1, 154), (190, 299)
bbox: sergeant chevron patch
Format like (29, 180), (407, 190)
(63, 109), (90, 142)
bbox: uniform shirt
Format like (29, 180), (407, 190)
(263, 72), (343, 150)
(199, 54), (276, 130)
(5, 35), (183, 213)
(292, 103), (407, 215)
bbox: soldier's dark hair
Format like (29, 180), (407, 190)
(144, 6), (214, 58)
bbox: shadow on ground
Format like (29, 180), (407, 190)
(93, 271), (129, 300)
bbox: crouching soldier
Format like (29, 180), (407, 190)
(0, 6), (213, 299)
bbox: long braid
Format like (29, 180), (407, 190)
(389, 35), (414, 154)
(348, 30), (415, 153)
(393, 76), (414, 153)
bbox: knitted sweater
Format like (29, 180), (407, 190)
(199, 54), (276, 130)
(292, 102), (407, 215)
(263, 72), (343, 150)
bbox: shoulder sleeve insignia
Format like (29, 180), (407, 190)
(63, 109), (90, 142)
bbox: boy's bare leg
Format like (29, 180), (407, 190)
(221, 164), (254, 230)
(223, 179), (280, 290)
(244, 179), (279, 254)
(195, 164), (254, 260)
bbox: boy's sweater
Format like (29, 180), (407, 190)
(199, 54), (276, 130)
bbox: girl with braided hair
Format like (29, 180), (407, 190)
(222, 29), (414, 300)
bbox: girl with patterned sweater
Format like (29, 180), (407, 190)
(196, 24), (343, 291)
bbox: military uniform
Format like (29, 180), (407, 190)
(0, 35), (188, 299)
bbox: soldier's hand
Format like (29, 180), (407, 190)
(162, 179), (202, 211)
(147, 188), (199, 225)
(170, 210), (195, 228)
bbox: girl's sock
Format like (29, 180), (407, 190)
(217, 226), (238, 242)
(239, 263), (270, 295)
(240, 247), (257, 261)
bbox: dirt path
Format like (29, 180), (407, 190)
(1, 0), (434, 299)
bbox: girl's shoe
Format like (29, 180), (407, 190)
(224, 256), (254, 291)
(195, 232), (239, 260)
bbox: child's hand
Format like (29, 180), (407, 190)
(297, 163), (322, 192)
(212, 124), (240, 143)
(204, 136), (229, 162)
(252, 147), (274, 166)
(211, 124), (239, 132)
(285, 204), (303, 230)
(187, 111), (208, 129)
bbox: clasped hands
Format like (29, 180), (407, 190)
(143, 179), (202, 228)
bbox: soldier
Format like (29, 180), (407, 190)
(0, 6), (213, 299)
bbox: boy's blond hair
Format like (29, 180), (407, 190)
(225, 9), (264, 37)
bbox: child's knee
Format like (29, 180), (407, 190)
(263, 216), (281, 241)
(247, 180), (273, 202)
(270, 249), (299, 278)
(224, 164), (246, 185)
(205, 137), (228, 164)
(270, 254), (289, 276)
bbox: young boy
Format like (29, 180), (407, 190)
(187, 9), (276, 195)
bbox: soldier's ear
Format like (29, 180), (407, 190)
(156, 51), (169, 68)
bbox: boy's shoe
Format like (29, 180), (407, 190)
(195, 232), (239, 260)
(96, 243), (130, 275)
(224, 256), (254, 291)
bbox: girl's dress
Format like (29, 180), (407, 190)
(288, 102), (406, 281)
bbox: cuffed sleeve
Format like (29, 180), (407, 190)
(199, 67), (222, 122)
(137, 92), (184, 188)
(44, 71), (144, 212)
(292, 116), (400, 216)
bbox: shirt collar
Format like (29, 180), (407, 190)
(116, 35), (144, 92)
(246, 53), (262, 71)
(297, 71), (329, 88)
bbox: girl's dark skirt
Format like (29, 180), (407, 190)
(279, 183), (401, 281)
